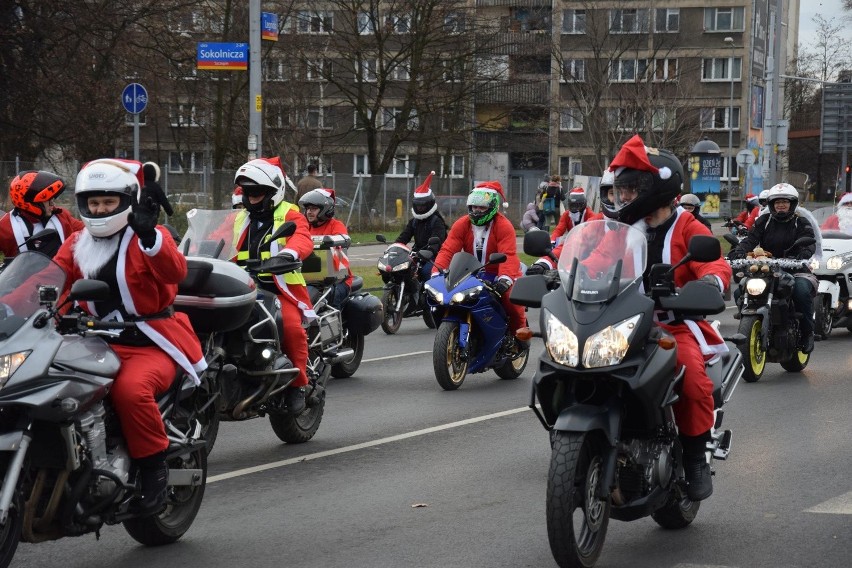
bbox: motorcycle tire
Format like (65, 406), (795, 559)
(0, 460), (23, 568)
(422, 305), (436, 329)
(381, 288), (403, 335)
(433, 321), (468, 390)
(495, 345), (529, 380)
(269, 397), (325, 444)
(738, 315), (766, 383)
(194, 374), (220, 456)
(780, 349), (810, 372)
(547, 431), (610, 568)
(814, 295), (833, 340)
(651, 487), (700, 529)
(331, 332), (365, 378)
(123, 446), (207, 546)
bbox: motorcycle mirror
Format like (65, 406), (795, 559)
(723, 233), (740, 247)
(487, 253), (507, 265)
(509, 275), (548, 308)
(687, 235), (722, 262)
(69, 279), (111, 302)
(419, 250), (434, 261)
(376, 234), (387, 243)
(427, 236), (441, 246)
(269, 221), (297, 242)
(25, 228), (58, 244)
(523, 229), (553, 258)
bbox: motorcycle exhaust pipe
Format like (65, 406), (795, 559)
(328, 348), (354, 364)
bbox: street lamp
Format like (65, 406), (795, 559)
(724, 36), (736, 213)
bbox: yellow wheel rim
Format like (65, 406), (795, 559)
(749, 319), (766, 374)
(796, 350), (808, 364)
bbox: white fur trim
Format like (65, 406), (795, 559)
(138, 228), (163, 254)
(839, 193), (852, 206)
(281, 247), (299, 261)
(659, 166), (672, 180)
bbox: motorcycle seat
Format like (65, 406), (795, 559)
(351, 276), (363, 293)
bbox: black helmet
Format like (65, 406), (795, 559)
(566, 188), (587, 213)
(298, 188), (336, 226)
(612, 137), (683, 225)
(598, 170), (618, 219)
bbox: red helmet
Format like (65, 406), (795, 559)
(9, 170), (65, 221)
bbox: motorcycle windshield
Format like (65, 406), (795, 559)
(179, 208), (239, 260)
(557, 220), (647, 304)
(0, 251), (66, 329)
(446, 251), (483, 290)
(380, 243), (411, 266)
(811, 206), (852, 238)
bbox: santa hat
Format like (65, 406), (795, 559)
(608, 134), (673, 181)
(314, 187), (336, 202)
(839, 192), (852, 206)
(260, 156), (285, 175)
(473, 180), (506, 204)
(232, 186), (244, 207)
(570, 187), (585, 196)
(414, 171), (435, 199)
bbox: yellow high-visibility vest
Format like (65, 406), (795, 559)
(233, 202), (306, 286)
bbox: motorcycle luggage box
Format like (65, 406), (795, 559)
(175, 258), (257, 333)
(344, 292), (383, 336)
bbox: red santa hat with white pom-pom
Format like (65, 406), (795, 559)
(473, 180), (508, 207)
(609, 134), (673, 181)
(414, 171), (435, 199)
(839, 192), (852, 206)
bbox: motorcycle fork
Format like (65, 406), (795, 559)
(395, 281), (406, 312)
(0, 427), (33, 524)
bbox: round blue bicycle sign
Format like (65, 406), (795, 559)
(121, 83), (148, 114)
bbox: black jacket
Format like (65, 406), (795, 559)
(692, 212), (712, 231)
(730, 212), (816, 261)
(395, 213), (448, 255)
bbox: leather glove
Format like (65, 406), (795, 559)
(277, 251), (296, 262)
(128, 193), (159, 248)
(525, 262), (548, 276)
(494, 279), (512, 297)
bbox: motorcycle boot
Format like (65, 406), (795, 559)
(681, 432), (713, 501)
(135, 450), (168, 517)
(285, 386), (306, 414)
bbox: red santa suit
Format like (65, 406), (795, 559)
(52, 226), (207, 459)
(433, 212), (526, 334)
(820, 193), (852, 232)
(550, 207), (602, 241)
(0, 208), (84, 259)
(744, 205), (761, 229)
(233, 201), (315, 388)
(307, 217), (353, 288)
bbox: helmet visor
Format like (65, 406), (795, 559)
(467, 190), (496, 208)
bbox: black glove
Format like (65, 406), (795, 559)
(277, 251), (296, 262)
(525, 262), (547, 276)
(699, 275), (721, 291)
(128, 193), (159, 248)
(494, 279), (512, 297)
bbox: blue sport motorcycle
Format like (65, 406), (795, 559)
(424, 251), (529, 390)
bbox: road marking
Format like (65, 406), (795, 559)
(208, 407), (531, 483)
(362, 350), (431, 363)
(805, 491), (852, 514)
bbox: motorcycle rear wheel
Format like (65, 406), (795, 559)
(738, 315), (765, 382)
(780, 349), (810, 372)
(269, 397), (325, 444)
(495, 345), (529, 380)
(331, 331), (365, 378)
(422, 305), (436, 329)
(381, 288), (403, 335)
(814, 295), (833, 340)
(433, 321), (468, 390)
(194, 374), (220, 456)
(651, 488), (700, 529)
(547, 431), (610, 568)
(123, 447), (207, 546)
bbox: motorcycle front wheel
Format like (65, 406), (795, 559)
(0, 459), (23, 568)
(331, 331), (365, 378)
(814, 295), (833, 340)
(738, 315), (766, 382)
(381, 288), (403, 335)
(547, 431), (610, 568)
(123, 446), (207, 546)
(433, 321), (468, 390)
(651, 486), (700, 529)
(269, 396), (325, 444)
(780, 349), (810, 372)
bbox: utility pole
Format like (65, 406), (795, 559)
(248, 0), (262, 160)
(766, 0), (783, 187)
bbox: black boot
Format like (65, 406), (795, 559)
(136, 451), (168, 517)
(285, 386), (306, 414)
(680, 433), (713, 501)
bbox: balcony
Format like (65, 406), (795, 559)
(476, 0), (552, 7)
(480, 31), (552, 56)
(476, 81), (550, 105)
(474, 130), (549, 154)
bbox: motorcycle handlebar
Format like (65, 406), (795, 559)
(728, 258), (808, 271)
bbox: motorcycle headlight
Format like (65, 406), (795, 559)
(545, 310), (579, 367)
(808, 258), (820, 271)
(424, 283), (443, 304)
(745, 278), (767, 296)
(0, 351), (30, 387)
(582, 314), (641, 369)
(392, 261), (410, 272)
(826, 252), (852, 271)
(451, 286), (482, 304)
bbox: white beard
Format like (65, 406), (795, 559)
(73, 231), (121, 279)
(838, 208), (852, 233)
(570, 210), (582, 224)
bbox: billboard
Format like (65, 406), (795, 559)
(196, 42), (248, 71)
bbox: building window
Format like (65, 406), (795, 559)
(700, 107), (740, 130)
(265, 104), (290, 129)
(562, 9), (586, 34)
(704, 7), (745, 32)
(654, 58), (678, 81)
(655, 8), (679, 32)
(441, 107), (464, 131)
(353, 154), (370, 176)
(559, 109), (583, 131)
(294, 108), (326, 129)
(607, 108), (644, 131)
(388, 155), (413, 177)
(561, 59), (585, 82)
(476, 56), (509, 81)
(391, 60), (410, 81)
(357, 59), (377, 82)
(722, 156), (740, 182)
(357, 11), (376, 34)
(444, 60), (464, 82)
(381, 108), (419, 131)
(609, 59), (647, 83)
(559, 157), (583, 179)
(168, 151), (204, 173)
(263, 59), (293, 81)
(702, 57), (742, 81)
(169, 104), (200, 127)
(385, 14), (411, 33)
(296, 156), (329, 175)
(125, 112), (147, 126)
(354, 108), (374, 130)
(307, 59), (332, 81)
(440, 155), (465, 177)
(651, 108), (675, 131)
(609, 9), (649, 33)
(297, 11), (332, 34)
(444, 12), (465, 34)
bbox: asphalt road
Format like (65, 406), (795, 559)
(10, 305), (852, 568)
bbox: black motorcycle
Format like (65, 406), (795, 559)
(729, 237), (816, 382)
(0, 252), (207, 567)
(512, 222), (742, 568)
(375, 235), (435, 333)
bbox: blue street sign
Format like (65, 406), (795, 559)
(121, 83), (148, 114)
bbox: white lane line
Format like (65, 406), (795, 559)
(362, 350), (431, 363)
(805, 491), (852, 514)
(208, 407), (531, 484)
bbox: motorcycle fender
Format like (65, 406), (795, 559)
(818, 282), (840, 307)
(0, 431), (24, 451)
(441, 314), (471, 349)
(553, 403), (621, 447)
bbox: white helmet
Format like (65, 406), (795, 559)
(766, 182), (799, 222)
(75, 159), (141, 237)
(758, 189), (770, 207)
(233, 159), (286, 211)
(679, 193), (701, 207)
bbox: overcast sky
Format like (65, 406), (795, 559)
(798, 0), (847, 47)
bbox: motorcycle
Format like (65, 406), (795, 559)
(302, 234), (383, 379)
(176, 209), (324, 453)
(729, 237), (816, 382)
(511, 222), (742, 568)
(0, 252), (207, 567)
(808, 207), (852, 339)
(375, 235), (436, 334)
(423, 250), (529, 390)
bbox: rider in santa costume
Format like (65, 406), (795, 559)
(432, 180), (527, 343)
(819, 192), (852, 232)
(550, 187), (602, 242)
(52, 158), (206, 515)
(299, 187), (353, 307)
